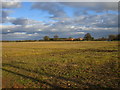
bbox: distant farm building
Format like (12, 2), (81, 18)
(67, 38), (74, 41)
(78, 38), (83, 41)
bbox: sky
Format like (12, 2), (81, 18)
(1, 1), (119, 40)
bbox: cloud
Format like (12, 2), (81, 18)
(31, 2), (118, 19)
(2, 2), (21, 9)
(69, 32), (85, 35)
(1, 2), (21, 23)
(11, 18), (28, 25)
(1, 24), (46, 40)
(60, 2), (118, 11)
(1, 10), (16, 23)
(2, 32), (41, 40)
(2, 18), (118, 40)
(91, 14), (118, 28)
(1, 10), (11, 23)
(59, 2), (118, 17)
(31, 2), (66, 17)
(2, 12), (118, 38)
(1, 21), (54, 36)
(11, 18), (43, 25)
(2, 10), (9, 18)
(1, 10), (8, 23)
(1, 2), (118, 40)
(2, 13), (117, 33)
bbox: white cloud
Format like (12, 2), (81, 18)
(2, 2), (21, 9)
(70, 32), (85, 35)
(14, 32), (26, 35)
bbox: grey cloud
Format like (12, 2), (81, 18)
(1, 10), (9, 23)
(91, 14), (118, 28)
(94, 21), (118, 28)
(60, 2), (118, 11)
(11, 18), (29, 25)
(31, 2), (118, 19)
(10, 18), (43, 25)
(2, 10), (118, 40)
(1, 10), (15, 23)
(51, 13), (117, 29)
(1, 2), (21, 23)
(2, 10), (9, 18)
(31, 2), (66, 17)
(60, 2), (118, 17)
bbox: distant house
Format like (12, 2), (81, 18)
(67, 38), (83, 41)
(67, 38), (74, 41)
(78, 38), (83, 41)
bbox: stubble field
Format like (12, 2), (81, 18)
(2, 41), (119, 88)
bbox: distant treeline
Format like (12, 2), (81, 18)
(1, 33), (120, 42)
(41, 33), (120, 41)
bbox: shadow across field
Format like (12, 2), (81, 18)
(2, 63), (111, 89)
(2, 63), (108, 88)
(2, 63), (81, 83)
(2, 68), (63, 88)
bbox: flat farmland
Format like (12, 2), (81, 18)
(2, 41), (119, 88)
